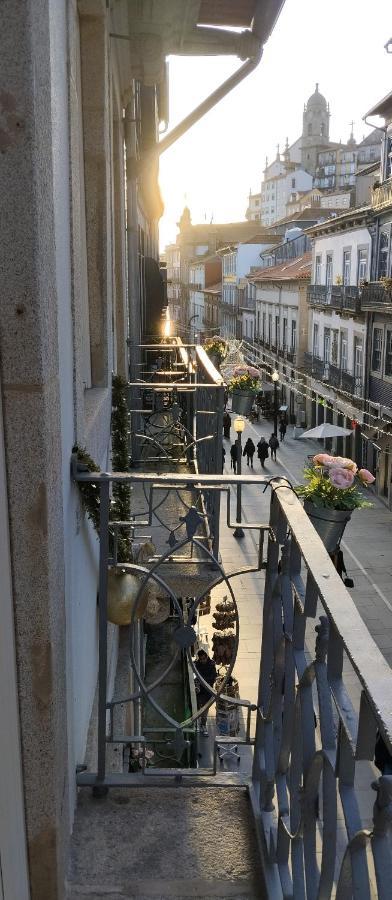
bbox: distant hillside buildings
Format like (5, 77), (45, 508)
(246, 84), (383, 227)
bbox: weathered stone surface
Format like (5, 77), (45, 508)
(67, 787), (265, 899)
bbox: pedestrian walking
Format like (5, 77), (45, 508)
(257, 437), (269, 469)
(269, 433), (279, 462)
(194, 649), (217, 736)
(223, 411), (231, 440)
(222, 446), (226, 473)
(279, 418), (287, 442)
(230, 442), (238, 473)
(243, 437), (255, 468)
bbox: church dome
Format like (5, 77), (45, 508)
(306, 83), (327, 109)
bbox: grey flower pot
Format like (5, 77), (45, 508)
(304, 500), (352, 553)
(231, 390), (254, 416)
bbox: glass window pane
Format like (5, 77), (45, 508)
(372, 328), (383, 372)
(385, 330), (392, 377)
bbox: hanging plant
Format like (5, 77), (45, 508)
(111, 375), (132, 561)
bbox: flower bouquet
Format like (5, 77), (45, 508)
(203, 336), (227, 367)
(227, 365), (261, 415)
(296, 453), (374, 551)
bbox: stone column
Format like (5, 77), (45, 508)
(0, 1), (69, 897)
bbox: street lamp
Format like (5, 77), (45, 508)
(233, 415), (245, 539)
(272, 369), (279, 438)
(187, 314), (199, 343)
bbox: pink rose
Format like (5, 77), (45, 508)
(313, 453), (334, 466)
(358, 468), (375, 485)
(327, 456), (357, 473)
(329, 467), (355, 488)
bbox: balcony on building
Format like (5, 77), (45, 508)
(307, 283), (362, 315)
(66, 326), (392, 899)
(360, 280), (392, 310)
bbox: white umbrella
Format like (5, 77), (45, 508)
(298, 423), (353, 439)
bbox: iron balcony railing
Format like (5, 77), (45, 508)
(307, 284), (361, 315)
(303, 355), (363, 396)
(72, 456), (392, 898)
(360, 281), (392, 309)
(372, 178), (392, 211)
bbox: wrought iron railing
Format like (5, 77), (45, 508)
(307, 284), (361, 315)
(72, 460), (392, 896)
(360, 282), (392, 309)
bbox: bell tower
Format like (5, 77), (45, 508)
(301, 84), (330, 175)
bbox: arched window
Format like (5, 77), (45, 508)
(321, 122), (325, 136)
(308, 123), (312, 136)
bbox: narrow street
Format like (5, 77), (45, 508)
(222, 415), (392, 669)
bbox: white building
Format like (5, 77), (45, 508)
(218, 234), (278, 339)
(305, 206), (372, 429)
(260, 154), (313, 226)
(245, 190), (262, 221)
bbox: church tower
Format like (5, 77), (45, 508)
(301, 83), (330, 175)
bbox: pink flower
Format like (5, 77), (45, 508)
(328, 467), (355, 488)
(327, 456), (357, 473)
(313, 453), (334, 466)
(358, 468), (375, 485)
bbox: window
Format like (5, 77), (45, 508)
(275, 315), (280, 346)
(343, 250), (351, 286)
(315, 255), (321, 284)
(323, 328), (330, 362)
(378, 231), (389, 280)
(354, 338), (363, 384)
(357, 248), (368, 284)
(291, 177), (296, 189)
(385, 330), (392, 377)
(282, 317), (288, 348)
(308, 123), (312, 135)
(372, 327), (383, 372)
(326, 254), (333, 287)
(340, 332), (348, 371)
(291, 320), (297, 351)
(268, 313), (272, 344)
(262, 312), (266, 340)
(257, 310), (260, 336)
(331, 330), (339, 364)
(313, 322), (319, 356)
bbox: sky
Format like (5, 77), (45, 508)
(158, 0), (391, 250)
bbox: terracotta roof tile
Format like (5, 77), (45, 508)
(248, 252), (312, 283)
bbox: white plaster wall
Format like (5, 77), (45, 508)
(313, 228), (371, 283)
(310, 310), (365, 371)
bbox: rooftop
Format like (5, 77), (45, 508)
(306, 204), (372, 236)
(247, 251), (312, 282)
(365, 91), (392, 121)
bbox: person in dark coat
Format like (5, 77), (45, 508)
(257, 437), (269, 469)
(279, 418), (287, 441)
(243, 437), (256, 468)
(269, 433), (279, 461)
(223, 411), (231, 439)
(230, 443), (238, 473)
(194, 650), (217, 735)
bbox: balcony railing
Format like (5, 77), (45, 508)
(72, 441), (392, 896)
(372, 178), (392, 211)
(303, 355), (363, 396)
(307, 284), (361, 315)
(360, 281), (392, 309)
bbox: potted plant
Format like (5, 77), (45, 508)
(296, 453), (374, 552)
(203, 336), (227, 369)
(227, 365), (261, 416)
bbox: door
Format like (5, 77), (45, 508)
(0, 386), (30, 900)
